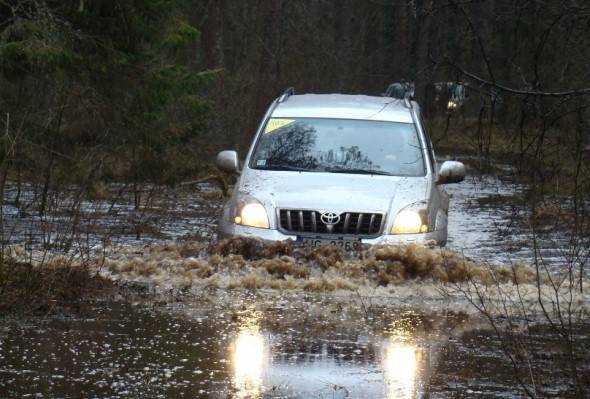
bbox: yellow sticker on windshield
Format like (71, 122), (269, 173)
(264, 118), (295, 134)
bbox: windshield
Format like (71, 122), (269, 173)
(249, 118), (426, 176)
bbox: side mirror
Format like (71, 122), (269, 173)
(437, 161), (465, 184)
(216, 150), (240, 174)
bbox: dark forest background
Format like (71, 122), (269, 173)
(1, 0), (589, 194)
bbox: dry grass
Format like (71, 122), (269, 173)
(87, 181), (112, 200)
(529, 199), (581, 228)
(431, 117), (590, 196)
(201, 189), (224, 201)
(431, 117), (520, 160)
(0, 260), (112, 315)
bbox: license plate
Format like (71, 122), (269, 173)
(298, 237), (361, 251)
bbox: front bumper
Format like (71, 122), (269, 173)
(218, 219), (446, 246)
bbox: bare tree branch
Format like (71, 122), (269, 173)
(447, 60), (590, 97)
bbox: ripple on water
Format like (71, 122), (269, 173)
(1, 297), (587, 398)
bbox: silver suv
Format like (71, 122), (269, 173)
(216, 87), (465, 249)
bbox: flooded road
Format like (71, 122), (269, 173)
(3, 294), (586, 398)
(445, 164), (585, 269)
(1, 161), (588, 398)
(1, 160), (583, 270)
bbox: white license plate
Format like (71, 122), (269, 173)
(299, 237), (361, 251)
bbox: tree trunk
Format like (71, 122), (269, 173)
(201, 0), (225, 69)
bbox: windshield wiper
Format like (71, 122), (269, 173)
(326, 167), (393, 176)
(257, 165), (311, 172)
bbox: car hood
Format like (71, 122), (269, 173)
(238, 168), (429, 213)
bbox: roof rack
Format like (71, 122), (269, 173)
(383, 81), (414, 102)
(278, 87), (295, 103)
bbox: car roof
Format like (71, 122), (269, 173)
(271, 94), (415, 123)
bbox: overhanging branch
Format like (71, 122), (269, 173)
(449, 60), (590, 97)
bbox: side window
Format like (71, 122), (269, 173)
(418, 113), (436, 173)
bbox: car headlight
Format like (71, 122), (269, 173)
(233, 194), (270, 229)
(391, 203), (429, 234)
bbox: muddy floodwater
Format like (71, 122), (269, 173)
(0, 159), (583, 269)
(2, 293), (587, 398)
(1, 160), (588, 398)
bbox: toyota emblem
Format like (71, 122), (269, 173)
(320, 211), (341, 225)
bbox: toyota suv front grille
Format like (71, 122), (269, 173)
(278, 209), (384, 236)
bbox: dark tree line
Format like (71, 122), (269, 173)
(0, 0), (589, 188)
(193, 1), (590, 166)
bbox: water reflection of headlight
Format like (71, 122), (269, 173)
(232, 328), (265, 398)
(383, 342), (418, 399)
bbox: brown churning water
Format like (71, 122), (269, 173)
(100, 237), (538, 292)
